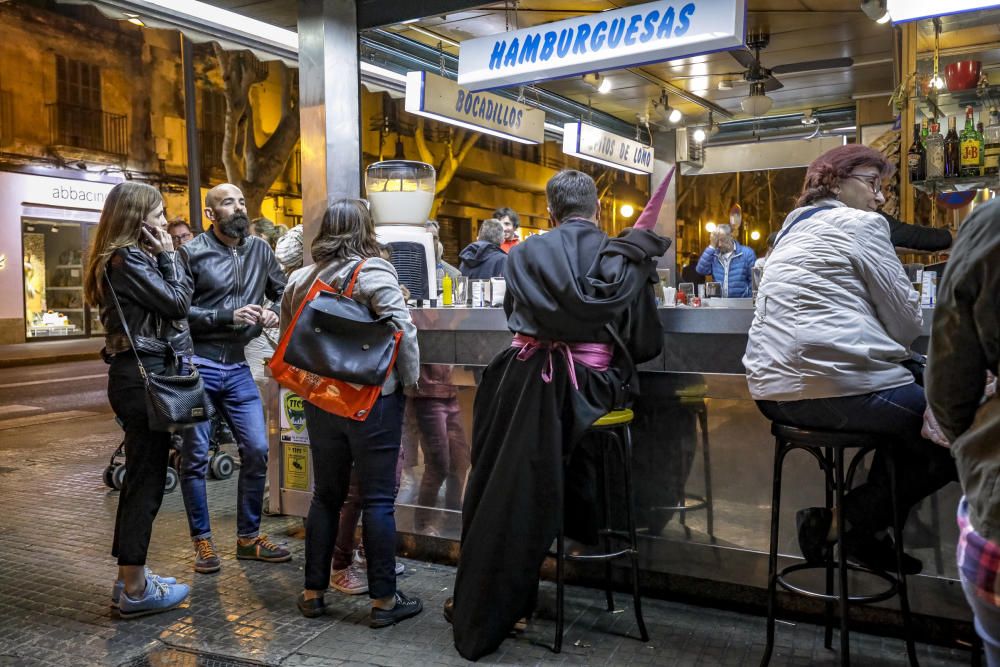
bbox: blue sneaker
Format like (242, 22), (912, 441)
(117, 576), (190, 619)
(111, 568), (177, 607)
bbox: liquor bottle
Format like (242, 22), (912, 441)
(920, 118), (929, 147)
(907, 123), (926, 182)
(980, 110), (988, 173)
(961, 106), (982, 176)
(945, 116), (961, 177)
(925, 120), (945, 178)
(984, 108), (1000, 176)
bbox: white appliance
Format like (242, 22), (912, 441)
(365, 160), (437, 300)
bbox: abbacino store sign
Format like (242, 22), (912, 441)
(458, 0), (746, 91)
(405, 71), (545, 144)
(563, 122), (654, 175)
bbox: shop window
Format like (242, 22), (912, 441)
(200, 88), (227, 174)
(23, 219), (94, 339)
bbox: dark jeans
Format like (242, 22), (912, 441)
(109, 354), (172, 566)
(413, 396), (470, 528)
(757, 382), (957, 537)
(303, 391), (404, 598)
(180, 363), (268, 539)
(332, 448), (405, 571)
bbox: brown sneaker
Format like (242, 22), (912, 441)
(193, 538), (221, 574)
(330, 563), (368, 595)
(236, 534), (292, 563)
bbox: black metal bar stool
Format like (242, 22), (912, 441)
(654, 397), (715, 541)
(552, 408), (649, 653)
(760, 423), (918, 667)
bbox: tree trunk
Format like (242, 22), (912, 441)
(414, 118), (480, 218)
(213, 45), (300, 221)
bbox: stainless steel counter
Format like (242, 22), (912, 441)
(403, 304), (965, 625)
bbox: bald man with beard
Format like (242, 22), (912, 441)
(178, 184), (290, 574)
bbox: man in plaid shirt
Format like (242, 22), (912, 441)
(927, 197), (1000, 665)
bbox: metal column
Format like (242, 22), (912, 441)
(181, 35), (203, 232)
(297, 0), (362, 264)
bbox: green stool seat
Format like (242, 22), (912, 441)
(592, 409), (634, 427)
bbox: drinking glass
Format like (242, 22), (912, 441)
(453, 276), (469, 306)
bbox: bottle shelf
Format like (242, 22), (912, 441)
(46, 286), (82, 291)
(911, 174), (999, 193)
(915, 83), (1000, 118)
(55, 264), (83, 269)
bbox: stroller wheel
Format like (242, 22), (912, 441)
(210, 453), (234, 480)
(103, 465), (117, 489)
(164, 466), (179, 493)
(112, 464), (127, 490)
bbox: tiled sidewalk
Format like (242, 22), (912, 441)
(0, 413), (974, 666)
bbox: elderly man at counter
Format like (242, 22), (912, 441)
(449, 169), (670, 661)
(696, 223), (756, 297)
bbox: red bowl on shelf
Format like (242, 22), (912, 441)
(944, 60), (981, 91)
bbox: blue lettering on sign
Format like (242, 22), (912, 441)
(607, 18), (625, 48)
(450, 89), (527, 131)
(485, 2), (701, 72)
(640, 11), (660, 43)
(633, 147), (652, 168)
(657, 8), (675, 39)
(590, 20), (608, 51)
(676, 3), (695, 36)
(520, 33), (540, 64)
(455, 90), (465, 112)
(540, 31), (557, 60)
(572, 24), (591, 54)
(624, 14), (643, 46)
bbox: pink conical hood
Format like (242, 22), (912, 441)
(633, 165), (676, 231)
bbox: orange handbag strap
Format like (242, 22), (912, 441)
(342, 259), (367, 297)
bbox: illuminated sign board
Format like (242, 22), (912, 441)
(405, 71), (545, 144)
(458, 0), (746, 91)
(562, 122), (654, 175)
(888, 1), (1000, 22)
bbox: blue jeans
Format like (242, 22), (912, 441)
(180, 363), (268, 539)
(757, 382), (957, 536)
(303, 391), (404, 598)
(962, 572), (1000, 666)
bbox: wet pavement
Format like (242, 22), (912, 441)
(0, 361), (976, 666)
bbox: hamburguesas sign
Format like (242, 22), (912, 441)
(458, 0), (746, 91)
(405, 71), (545, 144)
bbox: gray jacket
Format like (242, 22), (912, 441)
(744, 199), (922, 401)
(280, 256), (419, 395)
(927, 198), (1000, 540)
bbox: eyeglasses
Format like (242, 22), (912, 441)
(847, 173), (883, 195)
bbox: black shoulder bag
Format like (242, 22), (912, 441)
(285, 259), (401, 386)
(105, 272), (211, 432)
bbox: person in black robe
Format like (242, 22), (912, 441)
(450, 170), (670, 661)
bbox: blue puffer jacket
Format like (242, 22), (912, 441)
(695, 242), (756, 298)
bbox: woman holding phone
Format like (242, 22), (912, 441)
(84, 182), (192, 618)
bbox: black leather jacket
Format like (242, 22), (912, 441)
(179, 228), (286, 364)
(101, 247), (193, 357)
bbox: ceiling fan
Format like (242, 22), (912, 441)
(728, 32), (855, 93)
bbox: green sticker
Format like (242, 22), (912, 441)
(284, 392), (306, 433)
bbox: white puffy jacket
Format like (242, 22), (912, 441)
(743, 199), (922, 401)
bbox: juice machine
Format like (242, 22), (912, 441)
(365, 160), (437, 300)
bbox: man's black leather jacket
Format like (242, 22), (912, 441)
(101, 247), (193, 357)
(179, 228), (286, 364)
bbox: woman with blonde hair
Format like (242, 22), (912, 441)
(84, 182), (192, 618)
(280, 199), (421, 626)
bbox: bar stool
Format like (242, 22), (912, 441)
(761, 423), (918, 667)
(551, 408), (649, 653)
(651, 396), (715, 542)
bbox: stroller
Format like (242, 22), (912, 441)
(103, 414), (236, 492)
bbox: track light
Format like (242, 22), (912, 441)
(692, 128), (707, 143)
(860, 0), (890, 24)
(582, 72), (611, 94)
(650, 90), (682, 125)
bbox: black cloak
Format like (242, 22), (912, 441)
(451, 220), (669, 660)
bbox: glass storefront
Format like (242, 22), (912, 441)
(22, 217), (98, 339)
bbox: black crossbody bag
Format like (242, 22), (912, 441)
(105, 273), (211, 432)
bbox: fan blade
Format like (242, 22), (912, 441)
(771, 57), (853, 75)
(764, 76), (784, 92)
(728, 48), (758, 70)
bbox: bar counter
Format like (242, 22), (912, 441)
(404, 305), (966, 625)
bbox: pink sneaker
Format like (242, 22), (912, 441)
(330, 563), (368, 595)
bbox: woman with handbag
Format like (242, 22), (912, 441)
(279, 199), (421, 627)
(84, 182), (193, 618)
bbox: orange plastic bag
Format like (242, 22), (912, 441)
(268, 277), (403, 421)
